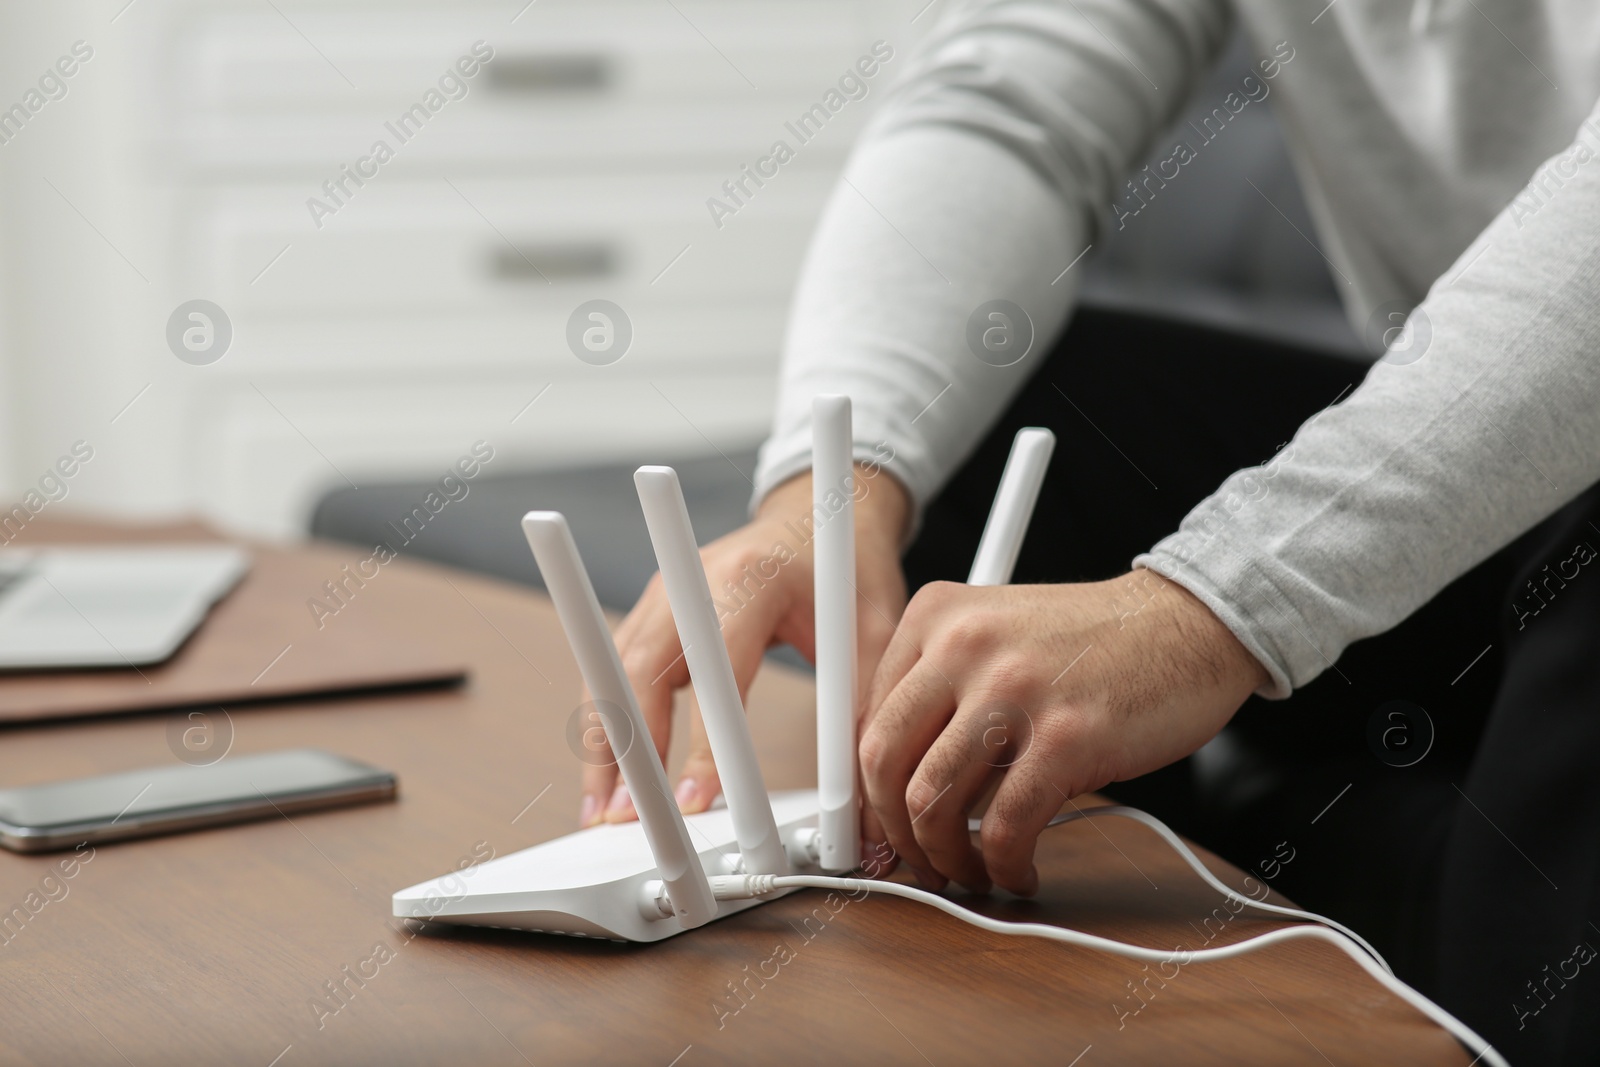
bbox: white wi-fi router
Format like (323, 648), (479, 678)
(393, 399), (1055, 942)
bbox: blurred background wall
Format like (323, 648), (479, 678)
(0, 1), (1355, 606)
(0, 1), (911, 540)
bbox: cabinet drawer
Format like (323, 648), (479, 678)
(165, 3), (899, 168)
(200, 168), (838, 307)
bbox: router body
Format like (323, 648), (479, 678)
(394, 791), (819, 942)
(391, 399), (1054, 945)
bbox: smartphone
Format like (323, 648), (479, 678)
(0, 749), (397, 853)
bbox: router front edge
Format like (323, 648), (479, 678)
(388, 403), (1052, 947)
(393, 791), (821, 942)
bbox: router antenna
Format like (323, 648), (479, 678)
(521, 512), (719, 929)
(968, 428), (1056, 586)
(811, 395), (858, 872)
(633, 467), (790, 877)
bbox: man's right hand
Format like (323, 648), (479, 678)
(579, 463), (910, 831)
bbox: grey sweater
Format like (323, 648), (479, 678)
(752, 0), (1600, 697)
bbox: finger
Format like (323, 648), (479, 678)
(858, 828), (900, 880)
(859, 786), (899, 877)
(614, 579), (687, 767)
(862, 629), (922, 729)
(907, 705), (1007, 892)
(861, 587), (939, 726)
(670, 579), (788, 815)
(605, 578), (689, 823)
(856, 602), (897, 706)
(978, 762), (1065, 896)
(856, 624), (931, 870)
(578, 696), (618, 827)
(859, 660), (958, 889)
(854, 587), (901, 871)
(582, 604), (665, 811)
(673, 695), (717, 814)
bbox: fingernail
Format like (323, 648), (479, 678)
(905, 780), (937, 822)
(674, 778), (698, 811)
(579, 794), (601, 828)
(604, 782), (632, 820)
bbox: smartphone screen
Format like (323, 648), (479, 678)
(0, 749), (396, 852)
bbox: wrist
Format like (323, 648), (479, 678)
(756, 465), (910, 557)
(1129, 568), (1270, 698)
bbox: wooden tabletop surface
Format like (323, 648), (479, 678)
(0, 519), (1470, 1066)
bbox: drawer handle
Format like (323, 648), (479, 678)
(490, 242), (616, 281)
(486, 54), (610, 95)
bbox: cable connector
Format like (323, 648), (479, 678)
(708, 873), (781, 899)
(637, 879), (674, 921)
(788, 826), (822, 865)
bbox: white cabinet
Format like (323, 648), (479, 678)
(0, 0), (919, 537)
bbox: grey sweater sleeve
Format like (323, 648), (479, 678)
(1136, 106), (1600, 696)
(753, 0), (1233, 527)
(755, 0), (1600, 698)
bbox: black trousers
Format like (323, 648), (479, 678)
(904, 305), (1600, 1065)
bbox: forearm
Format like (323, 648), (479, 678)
(753, 0), (1231, 528)
(752, 126), (1081, 535)
(1139, 106), (1600, 696)
(756, 462), (910, 558)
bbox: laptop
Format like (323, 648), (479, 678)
(0, 546), (250, 669)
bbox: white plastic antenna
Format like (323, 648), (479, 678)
(520, 512), (719, 929)
(391, 407), (1059, 942)
(968, 428), (1056, 586)
(811, 395), (858, 872)
(633, 466), (790, 877)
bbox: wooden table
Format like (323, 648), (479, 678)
(0, 520), (1469, 1066)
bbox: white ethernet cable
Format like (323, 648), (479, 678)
(706, 805), (1505, 1067)
(1029, 805), (1390, 971)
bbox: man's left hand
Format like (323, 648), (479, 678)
(858, 570), (1269, 895)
